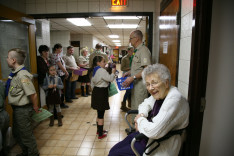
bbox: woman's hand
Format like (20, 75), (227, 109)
(134, 114), (142, 123)
(112, 68), (116, 74)
(65, 71), (69, 79)
(48, 84), (53, 88)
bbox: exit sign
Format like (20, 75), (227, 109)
(111, 0), (128, 6)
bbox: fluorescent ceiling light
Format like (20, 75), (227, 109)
(159, 25), (177, 29)
(112, 40), (120, 43)
(104, 16), (142, 19)
(1, 20), (13, 22)
(67, 18), (91, 26)
(159, 16), (176, 20)
(108, 35), (119, 38)
(108, 24), (138, 29)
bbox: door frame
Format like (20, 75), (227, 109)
(184, 0), (213, 155)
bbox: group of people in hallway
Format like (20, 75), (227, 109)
(0, 29), (189, 156)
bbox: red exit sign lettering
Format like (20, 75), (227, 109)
(111, 0), (128, 6)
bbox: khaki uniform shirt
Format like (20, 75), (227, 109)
(63, 54), (78, 73)
(8, 65), (36, 106)
(89, 50), (108, 68)
(91, 68), (115, 89)
(131, 43), (151, 76)
(77, 55), (90, 68)
(121, 55), (131, 73)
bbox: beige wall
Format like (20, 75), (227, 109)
(50, 30), (71, 54)
(36, 19), (51, 55)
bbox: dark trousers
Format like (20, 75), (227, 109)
(123, 89), (131, 103)
(65, 73), (77, 100)
(109, 132), (145, 156)
(59, 75), (65, 105)
(12, 104), (39, 156)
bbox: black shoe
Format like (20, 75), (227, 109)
(66, 99), (73, 103)
(61, 104), (69, 108)
(71, 97), (78, 99)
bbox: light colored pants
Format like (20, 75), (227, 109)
(48, 104), (61, 113)
(39, 86), (46, 107)
(131, 79), (148, 122)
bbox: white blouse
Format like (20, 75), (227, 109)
(91, 68), (115, 89)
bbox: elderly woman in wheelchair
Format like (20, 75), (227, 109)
(109, 63), (189, 156)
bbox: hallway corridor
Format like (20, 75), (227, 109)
(8, 67), (129, 156)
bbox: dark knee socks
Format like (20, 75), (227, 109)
(98, 125), (104, 136)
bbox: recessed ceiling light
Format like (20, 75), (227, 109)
(104, 16), (142, 19)
(108, 35), (119, 38)
(112, 40), (120, 43)
(67, 18), (91, 26)
(108, 24), (138, 29)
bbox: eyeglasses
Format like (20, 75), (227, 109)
(129, 37), (136, 40)
(146, 81), (161, 88)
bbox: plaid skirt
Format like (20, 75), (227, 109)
(91, 87), (109, 111)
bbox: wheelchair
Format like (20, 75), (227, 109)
(124, 110), (186, 156)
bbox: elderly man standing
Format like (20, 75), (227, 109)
(123, 30), (151, 111)
(89, 43), (108, 68)
(63, 46), (80, 103)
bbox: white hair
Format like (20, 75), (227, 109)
(142, 63), (171, 86)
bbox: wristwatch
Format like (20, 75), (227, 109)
(133, 75), (136, 80)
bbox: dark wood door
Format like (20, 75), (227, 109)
(159, 0), (180, 86)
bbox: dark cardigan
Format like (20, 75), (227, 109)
(37, 56), (50, 85)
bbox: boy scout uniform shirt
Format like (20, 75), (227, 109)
(131, 43), (151, 76)
(8, 65), (36, 106)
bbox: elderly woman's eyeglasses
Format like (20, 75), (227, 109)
(146, 81), (161, 88)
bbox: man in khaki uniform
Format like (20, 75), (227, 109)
(123, 30), (151, 111)
(120, 47), (134, 112)
(6, 48), (39, 156)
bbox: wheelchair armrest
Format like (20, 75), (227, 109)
(125, 110), (138, 135)
(126, 110), (138, 115)
(135, 133), (147, 141)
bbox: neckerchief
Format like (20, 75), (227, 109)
(5, 67), (26, 96)
(130, 49), (137, 67)
(49, 76), (55, 84)
(92, 66), (101, 77)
